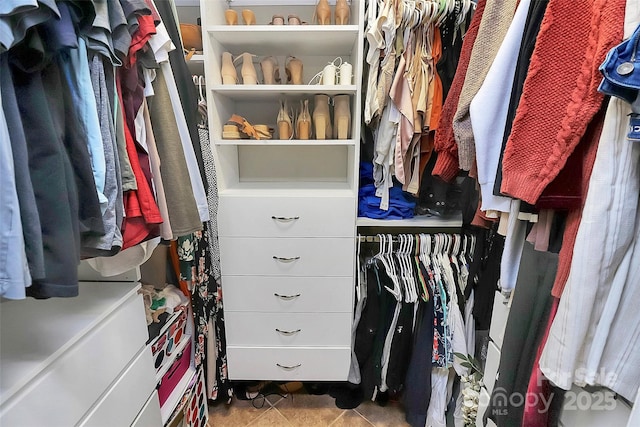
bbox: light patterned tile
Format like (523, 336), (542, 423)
(272, 393), (346, 426)
(354, 401), (410, 427)
(329, 410), (374, 427)
(248, 408), (293, 426)
(208, 397), (271, 427)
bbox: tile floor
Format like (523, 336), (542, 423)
(207, 392), (411, 426)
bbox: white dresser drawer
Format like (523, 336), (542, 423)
(227, 347), (351, 381)
(0, 291), (148, 427)
(218, 195), (355, 238)
(79, 346), (157, 426)
(222, 276), (353, 312)
(489, 291), (510, 349)
(225, 312), (352, 346)
(219, 237), (355, 276)
(131, 391), (162, 427)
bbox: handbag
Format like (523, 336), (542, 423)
(180, 23), (203, 52)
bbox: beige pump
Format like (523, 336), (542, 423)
(242, 9), (256, 24)
(260, 57), (281, 84)
(335, 0), (350, 24)
(225, 9), (238, 25)
(315, 0), (331, 24)
(236, 52), (258, 85)
(285, 56), (304, 85)
(313, 94), (332, 140)
(221, 52), (237, 84)
(277, 100), (293, 140)
(296, 99), (312, 140)
(333, 94), (351, 139)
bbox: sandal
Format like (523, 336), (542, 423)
(224, 114), (272, 140)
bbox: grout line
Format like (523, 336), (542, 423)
(353, 408), (376, 426)
(245, 407), (272, 427)
(327, 410), (348, 426)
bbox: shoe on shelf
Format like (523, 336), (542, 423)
(221, 52), (237, 84)
(270, 15), (285, 25)
(260, 56), (281, 85)
(225, 9), (238, 25)
(312, 94), (332, 139)
(309, 57), (344, 85)
(296, 99), (312, 140)
(339, 61), (353, 85)
(285, 56), (303, 85)
(224, 114), (272, 140)
(335, 0), (350, 24)
(277, 100), (293, 140)
(315, 0), (331, 24)
(333, 94), (351, 139)
(235, 52), (258, 85)
(288, 15), (307, 25)
(242, 9), (256, 25)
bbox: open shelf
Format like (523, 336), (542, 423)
(211, 85), (357, 100)
(356, 213), (463, 229)
(214, 138), (356, 146)
(207, 26), (359, 56)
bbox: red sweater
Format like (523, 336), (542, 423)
(432, 0), (486, 182)
(500, 0), (625, 204)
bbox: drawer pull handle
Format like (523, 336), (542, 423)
(275, 328), (301, 336)
(276, 363), (302, 370)
(273, 256), (300, 262)
(274, 293), (301, 300)
(272, 216), (300, 222)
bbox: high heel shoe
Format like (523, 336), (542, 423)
(285, 56), (303, 85)
(315, 0), (331, 25)
(288, 15), (306, 25)
(309, 57), (343, 85)
(277, 100), (293, 140)
(339, 61), (353, 85)
(242, 9), (256, 25)
(235, 52), (258, 84)
(333, 94), (351, 139)
(313, 94), (332, 139)
(225, 9), (238, 25)
(221, 52), (237, 84)
(260, 56), (281, 85)
(296, 99), (312, 140)
(335, 0), (350, 25)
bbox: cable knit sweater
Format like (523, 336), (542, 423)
(500, 0), (626, 204)
(432, 0), (486, 182)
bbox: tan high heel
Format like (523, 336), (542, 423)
(225, 9), (238, 25)
(221, 52), (237, 84)
(313, 94), (332, 139)
(277, 100), (293, 140)
(235, 52), (258, 85)
(270, 15), (285, 25)
(333, 94), (351, 139)
(315, 0), (331, 24)
(242, 9), (256, 25)
(296, 99), (312, 140)
(335, 0), (350, 25)
(285, 56), (303, 85)
(260, 57), (281, 85)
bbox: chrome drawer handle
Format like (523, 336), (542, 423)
(274, 293), (301, 300)
(275, 328), (301, 336)
(272, 216), (300, 222)
(273, 256), (300, 262)
(276, 363), (302, 370)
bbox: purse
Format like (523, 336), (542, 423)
(180, 23), (203, 52)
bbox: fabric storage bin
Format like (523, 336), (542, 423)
(151, 308), (188, 371)
(185, 368), (208, 427)
(158, 340), (191, 407)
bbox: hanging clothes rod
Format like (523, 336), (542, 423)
(357, 233), (467, 243)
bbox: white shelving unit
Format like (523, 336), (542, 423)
(201, 0), (364, 381)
